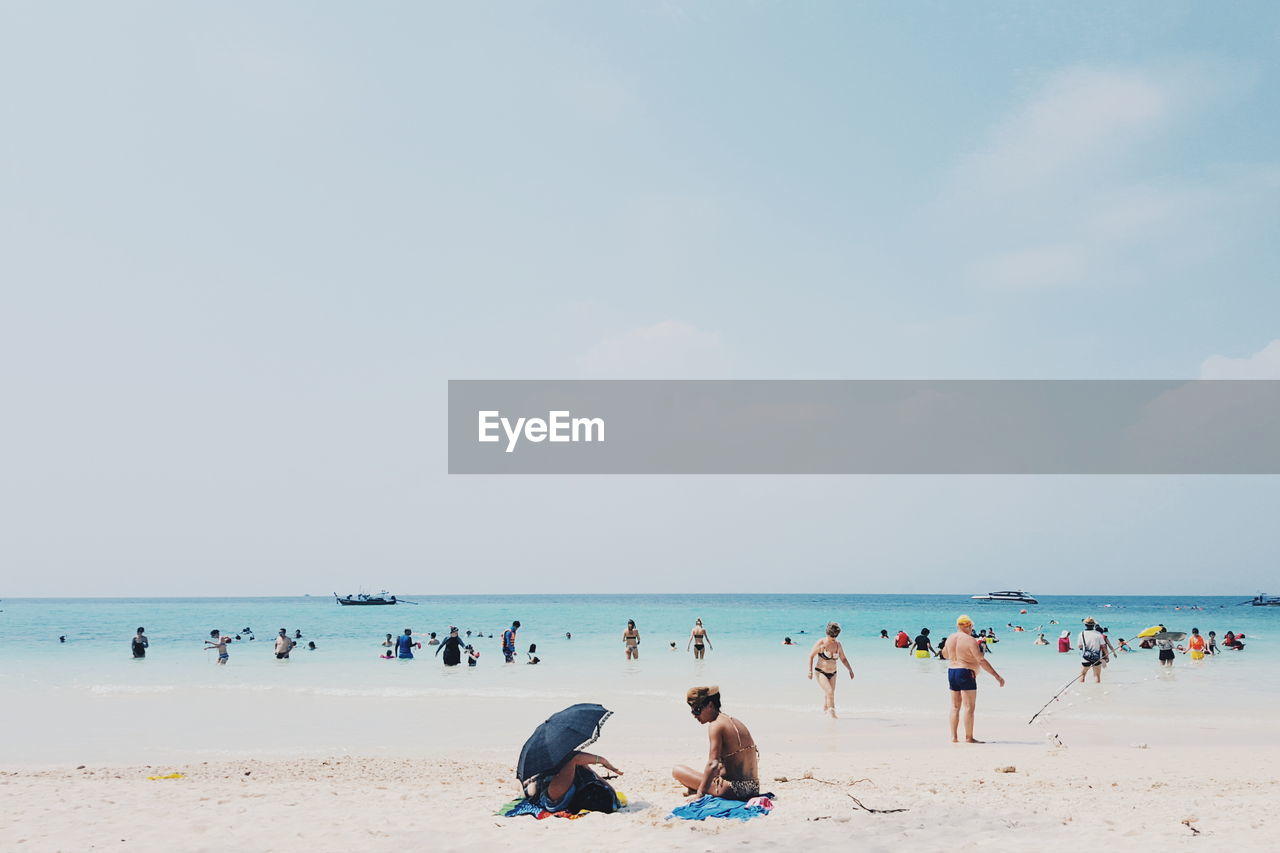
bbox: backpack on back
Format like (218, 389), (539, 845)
(566, 766), (619, 814)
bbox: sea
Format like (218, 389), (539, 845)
(1, 594), (1274, 766)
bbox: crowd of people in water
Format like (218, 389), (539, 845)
(100, 612), (1253, 680)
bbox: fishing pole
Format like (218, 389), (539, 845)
(1027, 674), (1083, 725)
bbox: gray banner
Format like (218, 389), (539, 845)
(447, 380), (1280, 474)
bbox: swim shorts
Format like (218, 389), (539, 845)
(947, 668), (977, 691)
(1158, 649), (1175, 662)
(1081, 659), (1103, 668)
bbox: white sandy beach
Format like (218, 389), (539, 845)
(4, 741), (1276, 852)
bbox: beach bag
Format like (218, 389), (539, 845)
(1081, 631), (1101, 663)
(567, 766), (619, 814)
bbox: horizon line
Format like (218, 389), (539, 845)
(0, 592), (1261, 600)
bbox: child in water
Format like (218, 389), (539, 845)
(526, 643), (540, 665)
(205, 630), (231, 664)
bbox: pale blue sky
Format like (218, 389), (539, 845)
(2, 2), (1278, 595)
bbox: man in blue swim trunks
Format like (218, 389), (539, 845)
(942, 614), (1004, 743)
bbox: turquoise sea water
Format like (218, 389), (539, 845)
(1, 594), (1274, 765)
(1, 593), (1271, 670)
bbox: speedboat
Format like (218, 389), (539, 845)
(970, 590), (1038, 604)
(1248, 593), (1280, 607)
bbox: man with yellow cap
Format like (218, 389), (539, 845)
(942, 614), (1005, 743)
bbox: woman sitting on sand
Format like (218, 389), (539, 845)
(673, 686), (760, 801)
(807, 622), (855, 718)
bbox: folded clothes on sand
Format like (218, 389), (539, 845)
(669, 794), (774, 821)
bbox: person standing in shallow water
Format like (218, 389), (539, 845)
(396, 628), (419, 659)
(622, 620), (641, 660)
(942, 614), (1004, 743)
(1156, 631), (1177, 666)
(502, 621), (520, 663)
(910, 628), (936, 659)
(205, 630), (230, 665)
(131, 627), (149, 659)
(435, 627), (465, 666)
(687, 619), (712, 660)
(274, 628), (295, 660)
(1076, 617), (1108, 683)
(807, 622), (855, 718)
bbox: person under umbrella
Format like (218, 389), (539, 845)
(517, 703), (623, 812)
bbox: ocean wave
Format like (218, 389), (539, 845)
(89, 684), (177, 694)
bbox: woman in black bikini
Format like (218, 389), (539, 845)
(807, 622), (855, 718)
(687, 618), (712, 660)
(622, 619), (640, 660)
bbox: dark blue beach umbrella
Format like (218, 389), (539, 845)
(517, 703), (613, 785)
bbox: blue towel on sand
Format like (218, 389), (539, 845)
(669, 795), (772, 821)
(504, 799), (545, 818)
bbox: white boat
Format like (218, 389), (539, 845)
(970, 590), (1038, 604)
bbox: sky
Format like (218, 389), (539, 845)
(1, 1), (1278, 596)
